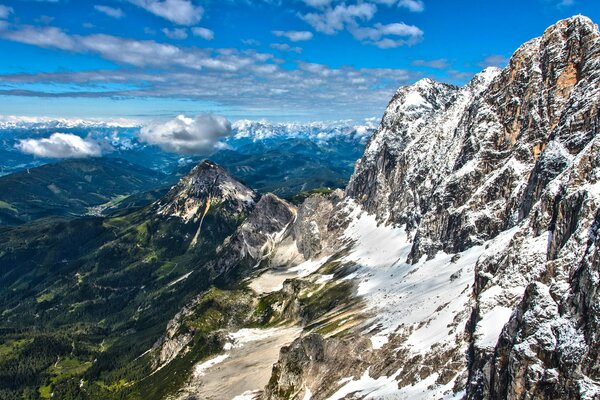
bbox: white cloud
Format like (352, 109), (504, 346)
(162, 27), (188, 39)
(352, 22), (422, 40)
(302, 3), (377, 34)
(127, 0), (203, 25)
(0, 5), (13, 19)
(0, 25), (266, 71)
(242, 38), (260, 46)
(270, 43), (302, 53)
(139, 114), (232, 154)
(351, 22), (423, 48)
(556, 0), (575, 7)
(191, 26), (214, 40)
(16, 133), (103, 158)
(0, 62), (422, 120)
(398, 0), (424, 12)
(0, 20), (425, 120)
(0, 25), (77, 50)
(94, 5), (125, 19)
(273, 30), (313, 42)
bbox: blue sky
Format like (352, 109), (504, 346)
(0, 0), (597, 122)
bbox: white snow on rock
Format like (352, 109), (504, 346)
(340, 202), (519, 352)
(193, 354), (230, 377)
(327, 369), (401, 400)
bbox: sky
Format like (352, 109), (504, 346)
(0, 0), (598, 122)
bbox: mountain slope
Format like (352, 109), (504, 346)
(0, 160), (261, 400)
(0, 158), (169, 224)
(198, 15), (598, 400)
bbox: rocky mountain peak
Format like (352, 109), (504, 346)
(157, 160), (257, 223)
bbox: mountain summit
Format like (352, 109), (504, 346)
(157, 160), (257, 223)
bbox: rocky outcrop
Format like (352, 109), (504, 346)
(210, 193), (297, 282)
(293, 189), (346, 259)
(156, 160), (257, 223)
(147, 15), (600, 400)
(264, 15), (600, 400)
(347, 15), (599, 264)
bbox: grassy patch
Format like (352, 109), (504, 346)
(96, 378), (132, 392)
(49, 357), (92, 383)
(0, 338), (33, 358)
(300, 280), (355, 323)
(39, 384), (52, 398)
(36, 291), (56, 303)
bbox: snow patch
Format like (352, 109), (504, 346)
(193, 354), (229, 377)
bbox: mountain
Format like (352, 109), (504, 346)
(0, 158), (170, 224)
(147, 15), (599, 399)
(1, 15), (599, 400)
(0, 160), (266, 400)
(257, 15), (599, 399)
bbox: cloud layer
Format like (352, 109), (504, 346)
(127, 0), (203, 25)
(139, 114), (232, 154)
(0, 1), (448, 121)
(16, 133), (103, 158)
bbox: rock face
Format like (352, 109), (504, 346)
(292, 189), (346, 259)
(347, 16), (599, 264)
(209, 193), (297, 281)
(262, 15), (600, 400)
(157, 160), (257, 224)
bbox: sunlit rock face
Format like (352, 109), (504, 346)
(157, 160), (257, 224)
(261, 16), (599, 400)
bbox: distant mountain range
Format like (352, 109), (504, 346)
(0, 120), (374, 199)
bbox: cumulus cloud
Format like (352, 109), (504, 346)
(162, 27), (188, 39)
(398, 0), (425, 12)
(300, 2), (423, 48)
(0, 25), (270, 71)
(139, 114), (232, 154)
(303, 0), (333, 7)
(0, 5), (13, 19)
(351, 22), (423, 48)
(272, 30), (313, 42)
(127, 0), (203, 25)
(191, 26), (214, 40)
(242, 38), (260, 46)
(94, 5), (124, 19)
(16, 133), (103, 158)
(302, 3), (377, 34)
(0, 61), (422, 120)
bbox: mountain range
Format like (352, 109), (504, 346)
(0, 15), (598, 400)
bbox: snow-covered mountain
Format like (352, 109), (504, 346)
(231, 119), (376, 143)
(0, 115), (142, 129)
(147, 15), (599, 400)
